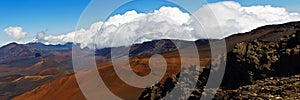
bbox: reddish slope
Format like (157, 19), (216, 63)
(13, 54), (210, 100)
(13, 74), (85, 100)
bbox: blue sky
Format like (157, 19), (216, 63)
(1, 0), (300, 45)
(0, 0), (90, 44)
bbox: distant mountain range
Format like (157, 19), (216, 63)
(0, 21), (300, 99)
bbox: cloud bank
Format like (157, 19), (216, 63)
(37, 7), (196, 48)
(35, 1), (300, 48)
(4, 26), (28, 40)
(194, 1), (300, 38)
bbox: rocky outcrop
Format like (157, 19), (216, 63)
(222, 31), (300, 89)
(139, 30), (300, 99)
(139, 66), (210, 100)
(215, 75), (300, 99)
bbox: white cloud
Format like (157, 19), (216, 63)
(194, 1), (300, 38)
(36, 21), (103, 48)
(36, 31), (46, 41)
(94, 6), (196, 48)
(33, 31), (47, 43)
(36, 1), (300, 48)
(4, 26), (28, 40)
(37, 7), (197, 48)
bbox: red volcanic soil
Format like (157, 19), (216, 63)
(12, 50), (211, 100)
(38, 68), (66, 76)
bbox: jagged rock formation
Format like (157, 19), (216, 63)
(139, 31), (300, 99)
(139, 66), (211, 100)
(222, 31), (300, 89)
(215, 74), (300, 99)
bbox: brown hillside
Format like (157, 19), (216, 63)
(13, 21), (300, 100)
(13, 53), (210, 100)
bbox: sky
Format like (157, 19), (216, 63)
(1, 0), (300, 47)
(0, 0), (90, 44)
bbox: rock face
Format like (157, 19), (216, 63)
(139, 31), (300, 99)
(215, 75), (300, 99)
(223, 31), (300, 89)
(139, 66), (211, 100)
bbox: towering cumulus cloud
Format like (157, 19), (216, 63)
(38, 7), (195, 48)
(94, 7), (195, 48)
(4, 26), (28, 40)
(37, 1), (300, 48)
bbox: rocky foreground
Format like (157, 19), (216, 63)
(139, 31), (300, 99)
(215, 74), (300, 99)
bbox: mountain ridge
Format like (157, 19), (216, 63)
(0, 21), (299, 100)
